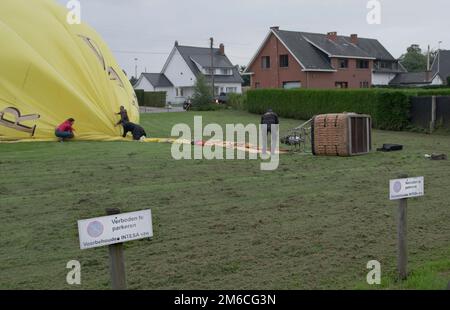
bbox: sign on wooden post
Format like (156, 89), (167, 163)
(389, 175), (424, 281)
(77, 209), (153, 289)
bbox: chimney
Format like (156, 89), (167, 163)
(350, 34), (358, 44)
(327, 32), (338, 42)
(270, 26), (280, 31)
(174, 40), (179, 47)
(219, 43), (225, 55)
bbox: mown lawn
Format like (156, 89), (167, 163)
(0, 110), (449, 290)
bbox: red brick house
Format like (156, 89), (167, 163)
(245, 27), (405, 89)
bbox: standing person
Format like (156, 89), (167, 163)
(122, 122), (147, 141)
(55, 118), (75, 142)
(261, 108), (279, 133)
(115, 106), (129, 127)
(261, 109), (279, 154)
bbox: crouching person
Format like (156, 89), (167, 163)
(122, 122), (147, 141)
(55, 118), (75, 142)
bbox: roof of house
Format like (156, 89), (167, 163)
(248, 28), (400, 72)
(431, 50), (450, 82)
(389, 72), (432, 85)
(175, 45), (243, 84)
(141, 73), (173, 88)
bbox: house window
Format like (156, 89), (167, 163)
(356, 60), (370, 69)
(176, 88), (184, 97)
(261, 56), (271, 69)
(360, 81), (370, 88)
(218, 68), (232, 75)
(379, 61), (393, 70)
(339, 59), (349, 69)
(283, 81), (301, 89)
(335, 82), (348, 89)
(280, 55), (289, 68)
(226, 87), (237, 93)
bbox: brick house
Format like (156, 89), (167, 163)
(245, 27), (405, 89)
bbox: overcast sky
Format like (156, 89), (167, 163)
(56, 0), (449, 78)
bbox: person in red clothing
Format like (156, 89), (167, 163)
(55, 118), (75, 141)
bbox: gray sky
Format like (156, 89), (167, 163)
(57, 0), (449, 78)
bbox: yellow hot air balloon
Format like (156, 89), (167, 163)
(0, 0), (139, 142)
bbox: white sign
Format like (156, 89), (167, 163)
(77, 210), (153, 250)
(389, 177), (424, 201)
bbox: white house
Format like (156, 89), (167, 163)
(134, 41), (243, 104)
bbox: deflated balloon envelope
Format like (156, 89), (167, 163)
(0, 0), (139, 141)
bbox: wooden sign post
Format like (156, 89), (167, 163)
(397, 193), (408, 281)
(389, 174), (424, 281)
(77, 209), (153, 290)
(106, 208), (127, 290)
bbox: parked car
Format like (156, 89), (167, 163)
(214, 92), (228, 104)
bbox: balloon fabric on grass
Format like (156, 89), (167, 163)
(0, 0), (139, 142)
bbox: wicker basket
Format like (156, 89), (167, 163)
(312, 113), (372, 156)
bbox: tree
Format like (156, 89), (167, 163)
(239, 65), (251, 87)
(447, 76), (450, 86)
(191, 74), (212, 107)
(399, 44), (429, 72)
(129, 76), (138, 86)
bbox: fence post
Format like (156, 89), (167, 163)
(106, 208), (127, 290)
(430, 96), (437, 133)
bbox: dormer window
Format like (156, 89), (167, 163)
(204, 68), (233, 76)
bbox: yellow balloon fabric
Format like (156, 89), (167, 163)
(0, 0), (139, 142)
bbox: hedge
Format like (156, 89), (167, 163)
(246, 89), (417, 130)
(134, 90), (166, 107)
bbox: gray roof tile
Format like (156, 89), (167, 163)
(176, 45), (243, 84)
(432, 50), (450, 82)
(142, 73), (173, 87)
(389, 72), (432, 85)
(271, 29), (397, 71)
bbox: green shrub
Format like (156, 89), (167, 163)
(191, 103), (227, 111)
(228, 93), (247, 110)
(191, 74), (213, 108)
(246, 89), (414, 130)
(135, 89), (145, 106)
(134, 90), (166, 107)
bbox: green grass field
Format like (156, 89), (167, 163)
(0, 110), (449, 290)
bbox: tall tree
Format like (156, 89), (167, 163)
(191, 74), (212, 107)
(399, 44), (428, 72)
(129, 76), (138, 86)
(239, 65), (251, 87)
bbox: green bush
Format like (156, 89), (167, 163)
(191, 103), (227, 111)
(227, 93), (247, 110)
(191, 74), (213, 108)
(246, 89), (415, 130)
(135, 90), (166, 107)
(135, 89), (145, 106)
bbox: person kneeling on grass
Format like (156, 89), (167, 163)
(55, 118), (75, 142)
(122, 122), (147, 141)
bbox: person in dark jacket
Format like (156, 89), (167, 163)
(115, 106), (129, 127)
(261, 109), (279, 133)
(261, 109), (279, 154)
(122, 122), (147, 141)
